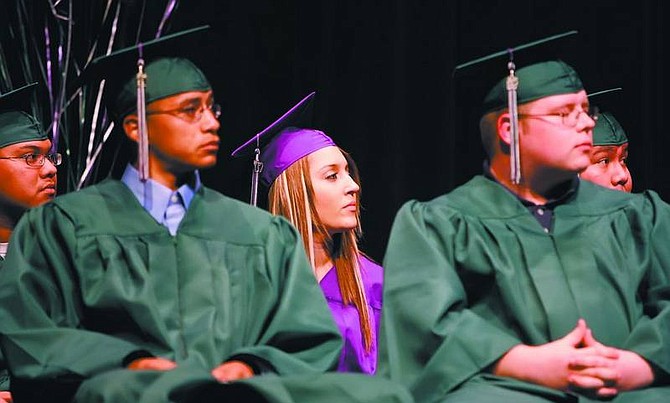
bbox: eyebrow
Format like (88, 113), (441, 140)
(11, 145), (46, 153)
(317, 162), (348, 173)
(177, 97), (206, 107)
(168, 92), (214, 108)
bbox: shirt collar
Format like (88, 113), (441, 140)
(121, 164), (201, 224)
(483, 161), (579, 207)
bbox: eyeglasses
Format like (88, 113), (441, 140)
(519, 105), (599, 128)
(146, 102), (222, 123)
(0, 152), (62, 167)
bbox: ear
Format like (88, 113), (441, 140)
(497, 112), (512, 146)
(123, 114), (139, 143)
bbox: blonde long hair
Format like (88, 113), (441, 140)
(268, 149), (373, 352)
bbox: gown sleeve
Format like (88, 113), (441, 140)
(222, 215), (343, 375)
(0, 204), (145, 398)
(622, 190), (670, 380)
(377, 199), (520, 402)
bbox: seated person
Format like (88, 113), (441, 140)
(0, 27), (412, 403)
(379, 56), (670, 402)
(0, 82), (60, 403)
(232, 92), (382, 374)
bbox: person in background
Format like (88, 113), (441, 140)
(580, 111), (632, 192)
(232, 92), (382, 375)
(0, 82), (60, 403)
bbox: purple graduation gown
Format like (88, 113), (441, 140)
(319, 255), (382, 374)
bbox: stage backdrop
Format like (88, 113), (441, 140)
(1, 0), (667, 263)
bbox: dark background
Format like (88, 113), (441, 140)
(3, 1), (669, 263)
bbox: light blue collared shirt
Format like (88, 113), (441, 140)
(121, 164), (201, 234)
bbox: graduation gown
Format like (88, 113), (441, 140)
(0, 257), (7, 393)
(0, 179), (347, 401)
(378, 176), (670, 402)
(320, 255), (383, 374)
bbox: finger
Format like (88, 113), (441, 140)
(592, 344), (620, 359)
(571, 346), (619, 361)
(595, 387), (619, 399)
(571, 367), (620, 385)
(568, 374), (605, 390)
(129, 357), (177, 371)
(563, 319), (588, 345)
(569, 354), (617, 369)
(579, 335), (620, 359)
(583, 328), (598, 346)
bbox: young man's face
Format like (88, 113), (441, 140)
(143, 90), (221, 175)
(580, 143), (632, 192)
(518, 90), (595, 177)
(0, 139), (58, 209)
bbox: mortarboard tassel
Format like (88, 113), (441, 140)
(506, 53), (521, 184)
(250, 142), (264, 206)
(136, 44), (150, 182)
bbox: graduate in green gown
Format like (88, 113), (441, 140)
(0, 83), (58, 257)
(378, 54), (670, 402)
(0, 82), (60, 403)
(0, 27), (412, 403)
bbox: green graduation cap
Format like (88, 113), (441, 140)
(0, 83), (47, 149)
(587, 87), (627, 146)
(454, 31), (583, 184)
(74, 25), (211, 181)
(593, 112), (627, 146)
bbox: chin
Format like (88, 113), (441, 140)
(196, 158), (218, 169)
(328, 222), (358, 233)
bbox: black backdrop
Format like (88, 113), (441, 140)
(164, 0), (670, 263)
(7, 0), (666, 264)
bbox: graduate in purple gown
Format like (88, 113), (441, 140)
(232, 92), (381, 374)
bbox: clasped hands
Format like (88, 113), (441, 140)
(127, 357), (254, 383)
(493, 318), (654, 399)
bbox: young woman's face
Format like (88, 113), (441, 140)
(580, 143), (632, 192)
(308, 146), (360, 234)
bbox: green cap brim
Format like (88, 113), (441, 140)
(0, 83), (47, 148)
(593, 112), (628, 146)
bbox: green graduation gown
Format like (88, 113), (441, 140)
(0, 257), (7, 393)
(0, 179), (366, 401)
(378, 176), (670, 403)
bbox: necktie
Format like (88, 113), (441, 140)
(164, 191), (185, 236)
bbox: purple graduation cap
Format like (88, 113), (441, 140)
(231, 92), (336, 205)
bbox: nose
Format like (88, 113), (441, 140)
(579, 110), (596, 131)
(41, 157), (58, 177)
(611, 162), (630, 187)
(201, 107), (221, 133)
(345, 174), (360, 194)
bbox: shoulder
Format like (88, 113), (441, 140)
(24, 180), (127, 223)
(395, 176), (524, 221)
(359, 255), (383, 307)
(570, 180), (663, 215)
(52, 179), (129, 210)
(189, 187), (301, 246)
(359, 254), (383, 275)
